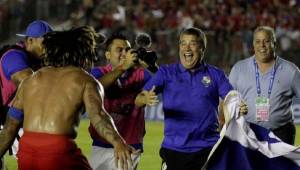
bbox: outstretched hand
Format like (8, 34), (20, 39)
(142, 86), (159, 106)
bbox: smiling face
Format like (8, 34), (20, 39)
(179, 33), (204, 70)
(253, 29), (276, 63)
(105, 39), (131, 68)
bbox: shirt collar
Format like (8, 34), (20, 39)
(107, 64), (113, 71)
(252, 55), (282, 72)
(178, 62), (207, 73)
(16, 41), (25, 48)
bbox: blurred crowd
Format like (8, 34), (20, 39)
(1, 0), (300, 72)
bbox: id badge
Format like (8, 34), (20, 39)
(255, 97), (270, 121)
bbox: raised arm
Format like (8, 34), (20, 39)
(98, 66), (126, 89)
(99, 49), (136, 89)
(0, 81), (25, 158)
(83, 79), (133, 170)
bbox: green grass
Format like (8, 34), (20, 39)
(3, 120), (300, 170)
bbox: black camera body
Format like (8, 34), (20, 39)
(134, 33), (158, 73)
(135, 47), (158, 73)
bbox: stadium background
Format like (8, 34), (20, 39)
(1, 0), (300, 169)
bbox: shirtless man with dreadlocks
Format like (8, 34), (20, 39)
(0, 26), (134, 170)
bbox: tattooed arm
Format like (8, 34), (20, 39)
(0, 117), (21, 158)
(83, 79), (134, 170)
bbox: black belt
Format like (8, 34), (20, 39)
(273, 121), (294, 131)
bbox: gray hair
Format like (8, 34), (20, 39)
(180, 27), (207, 51)
(254, 26), (276, 43)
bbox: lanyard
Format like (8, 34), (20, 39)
(254, 58), (276, 98)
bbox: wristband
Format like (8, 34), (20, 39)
(8, 107), (24, 121)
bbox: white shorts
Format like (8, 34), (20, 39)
(89, 146), (141, 170)
(12, 128), (24, 157)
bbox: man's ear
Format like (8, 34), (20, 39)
(200, 47), (206, 62)
(28, 37), (34, 43)
(201, 47), (206, 53)
(24, 37), (33, 51)
(105, 51), (110, 61)
(273, 40), (277, 49)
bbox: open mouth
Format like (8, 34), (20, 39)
(184, 52), (193, 62)
(257, 48), (268, 54)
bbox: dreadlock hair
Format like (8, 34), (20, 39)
(42, 26), (98, 69)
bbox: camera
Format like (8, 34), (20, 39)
(134, 33), (158, 73)
(135, 47), (158, 73)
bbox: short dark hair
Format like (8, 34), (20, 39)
(105, 34), (128, 51)
(180, 27), (207, 51)
(42, 26), (98, 69)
